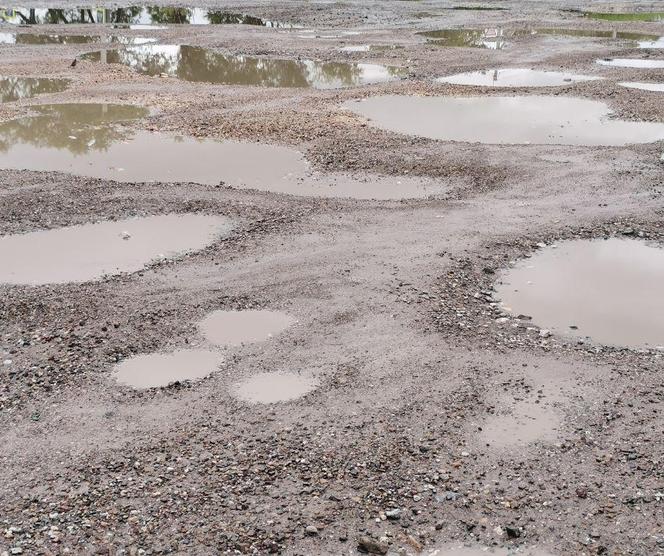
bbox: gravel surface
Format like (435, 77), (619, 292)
(1, 1), (664, 554)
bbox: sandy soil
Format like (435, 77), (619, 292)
(1, 1), (664, 554)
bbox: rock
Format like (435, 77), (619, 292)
(357, 536), (388, 555)
(385, 508), (401, 520)
(305, 525), (319, 536)
(505, 525), (521, 539)
(576, 486), (588, 499)
(539, 329), (551, 338)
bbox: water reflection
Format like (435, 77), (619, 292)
(0, 103), (147, 153)
(0, 77), (70, 102)
(81, 44), (404, 88)
(0, 7), (298, 27)
(0, 32), (156, 45)
(584, 11), (664, 22)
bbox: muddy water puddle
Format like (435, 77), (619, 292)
(479, 399), (560, 449)
(0, 7), (297, 27)
(584, 11), (664, 22)
(81, 45), (403, 88)
(0, 77), (70, 102)
(428, 544), (554, 556)
(233, 372), (318, 404)
(0, 32), (155, 45)
(620, 82), (664, 92)
(495, 238), (664, 349)
(597, 58), (664, 68)
(346, 95), (664, 146)
(113, 349), (223, 389)
(199, 310), (296, 347)
(0, 214), (233, 285)
(0, 104), (444, 198)
(438, 68), (600, 87)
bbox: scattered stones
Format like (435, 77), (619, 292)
(357, 536), (388, 555)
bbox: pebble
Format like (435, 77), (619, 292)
(305, 525), (318, 536)
(357, 536), (388, 555)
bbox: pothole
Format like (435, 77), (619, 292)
(596, 58), (664, 68)
(0, 103), (446, 198)
(81, 45), (404, 88)
(437, 68), (601, 87)
(0, 214), (234, 285)
(113, 349), (223, 389)
(198, 310), (296, 347)
(619, 82), (664, 92)
(345, 95), (664, 146)
(494, 238), (664, 349)
(0, 77), (70, 102)
(232, 372), (318, 404)
(0, 7), (298, 27)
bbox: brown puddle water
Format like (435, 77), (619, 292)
(438, 68), (601, 87)
(479, 399), (560, 449)
(345, 95), (664, 146)
(199, 310), (296, 347)
(0, 214), (234, 285)
(495, 238), (664, 349)
(0, 77), (70, 102)
(232, 372), (318, 404)
(0, 103), (445, 199)
(113, 349), (223, 389)
(80, 44), (404, 88)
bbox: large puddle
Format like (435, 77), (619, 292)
(419, 27), (659, 48)
(0, 7), (297, 27)
(0, 77), (70, 102)
(345, 95), (664, 146)
(233, 372), (318, 404)
(113, 349), (223, 389)
(0, 103), (445, 199)
(584, 11), (664, 22)
(597, 58), (664, 68)
(0, 32), (155, 45)
(438, 68), (601, 87)
(81, 45), (403, 88)
(619, 82), (664, 92)
(199, 310), (296, 347)
(0, 214), (233, 285)
(495, 238), (664, 349)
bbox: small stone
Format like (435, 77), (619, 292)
(357, 536), (388, 555)
(305, 525), (318, 536)
(120, 231), (131, 240)
(505, 525), (521, 539)
(576, 486), (588, 499)
(385, 509), (401, 520)
(539, 329), (551, 338)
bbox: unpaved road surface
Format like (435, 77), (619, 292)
(1, 1), (664, 555)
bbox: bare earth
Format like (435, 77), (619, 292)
(1, 1), (664, 555)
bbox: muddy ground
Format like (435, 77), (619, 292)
(1, 0), (664, 554)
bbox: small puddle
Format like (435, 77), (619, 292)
(437, 68), (601, 87)
(340, 44), (403, 52)
(639, 36), (664, 48)
(113, 349), (223, 389)
(418, 28), (512, 49)
(0, 77), (70, 102)
(0, 214), (234, 285)
(451, 5), (508, 10)
(597, 58), (664, 68)
(345, 95), (664, 146)
(0, 7), (297, 27)
(0, 32), (155, 45)
(428, 544), (554, 556)
(495, 238), (664, 349)
(81, 45), (403, 88)
(0, 103), (445, 199)
(479, 399), (560, 449)
(584, 11), (664, 22)
(619, 81), (664, 92)
(199, 310), (296, 347)
(232, 372), (318, 404)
